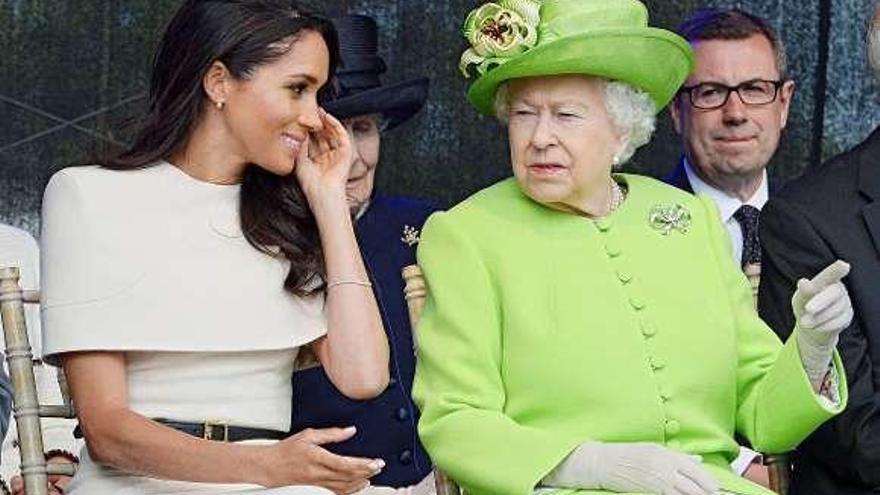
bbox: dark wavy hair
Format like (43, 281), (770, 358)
(677, 8), (788, 80)
(103, 0), (339, 296)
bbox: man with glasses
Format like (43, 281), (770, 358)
(664, 8), (795, 487)
(666, 8), (793, 272)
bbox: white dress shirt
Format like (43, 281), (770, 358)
(684, 159), (769, 264)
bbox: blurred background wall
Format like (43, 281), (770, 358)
(2, 0), (878, 235)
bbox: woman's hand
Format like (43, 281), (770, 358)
(792, 260), (853, 387)
(260, 426), (384, 494)
(9, 453), (75, 495)
(295, 108), (354, 211)
(543, 441), (719, 494)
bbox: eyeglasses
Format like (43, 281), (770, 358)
(679, 79), (785, 110)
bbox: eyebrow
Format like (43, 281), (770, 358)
(511, 97), (589, 108)
(286, 74), (319, 84)
(690, 77), (779, 86)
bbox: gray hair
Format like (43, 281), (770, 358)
(494, 79), (656, 166)
(869, 4), (880, 80)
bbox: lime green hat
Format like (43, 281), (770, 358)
(460, 0), (695, 115)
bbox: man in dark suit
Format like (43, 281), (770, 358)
(758, 8), (880, 494)
(289, 15), (437, 491)
(663, 9), (796, 485)
(666, 9), (793, 272)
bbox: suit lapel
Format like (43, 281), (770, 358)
(863, 204), (880, 255)
(664, 157), (695, 194)
(857, 127), (880, 256)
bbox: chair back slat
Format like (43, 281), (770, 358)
(0, 267), (49, 495)
(766, 454), (791, 494)
(402, 265), (427, 349)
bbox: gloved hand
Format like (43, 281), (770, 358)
(792, 260), (854, 386)
(542, 441), (720, 495)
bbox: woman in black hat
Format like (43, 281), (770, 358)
(291, 14), (437, 495)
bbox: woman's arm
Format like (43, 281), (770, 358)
(310, 199), (389, 399)
(298, 109), (389, 399)
(65, 351), (380, 491)
(413, 213), (581, 495)
(697, 196), (845, 454)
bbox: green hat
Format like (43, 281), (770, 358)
(460, 0), (694, 115)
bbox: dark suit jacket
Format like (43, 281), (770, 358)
(290, 193), (438, 487)
(758, 127), (880, 495)
(664, 157), (695, 194)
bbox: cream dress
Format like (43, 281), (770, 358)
(40, 162), (333, 494)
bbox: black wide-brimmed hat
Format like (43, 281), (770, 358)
(323, 14), (429, 131)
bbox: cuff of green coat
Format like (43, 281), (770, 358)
(750, 336), (847, 453)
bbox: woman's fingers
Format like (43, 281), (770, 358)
(299, 426), (358, 445)
(804, 282), (845, 314)
(320, 107), (346, 144)
(315, 447), (383, 478)
(676, 465), (719, 495)
(799, 282), (852, 331)
(794, 260), (850, 312)
(802, 292), (851, 329)
(296, 134), (312, 167)
(816, 309), (854, 333)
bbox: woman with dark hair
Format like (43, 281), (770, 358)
(38, 1), (389, 493)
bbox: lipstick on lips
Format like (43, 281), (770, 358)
(281, 133), (304, 156)
(528, 162), (567, 175)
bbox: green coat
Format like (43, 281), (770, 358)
(413, 175), (846, 495)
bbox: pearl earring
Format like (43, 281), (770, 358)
(215, 101), (225, 110)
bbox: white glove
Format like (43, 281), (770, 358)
(542, 441), (719, 495)
(792, 260), (854, 386)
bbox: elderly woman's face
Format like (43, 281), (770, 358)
(506, 75), (624, 212)
(344, 114), (382, 215)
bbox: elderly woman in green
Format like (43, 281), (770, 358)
(413, 1), (853, 494)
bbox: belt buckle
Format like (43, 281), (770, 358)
(202, 421), (229, 441)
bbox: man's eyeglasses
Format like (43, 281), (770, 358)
(678, 79), (785, 110)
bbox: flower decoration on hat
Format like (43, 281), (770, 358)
(459, 0), (542, 78)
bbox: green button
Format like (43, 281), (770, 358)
(605, 244), (622, 257)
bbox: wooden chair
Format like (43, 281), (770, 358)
(764, 454), (790, 495)
(0, 267), (76, 495)
(404, 263), (793, 495)
(402, 265), (462, 495)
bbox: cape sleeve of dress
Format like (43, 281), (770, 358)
(40, 167), (326, 366)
